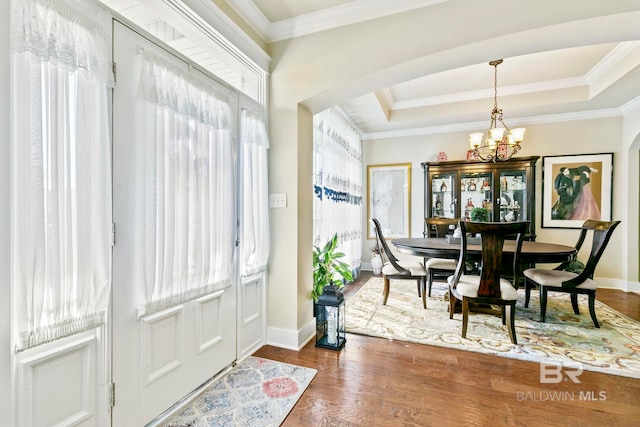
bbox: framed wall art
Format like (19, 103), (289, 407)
(367, 163), (411, 239)
(542, 153), (613, 228)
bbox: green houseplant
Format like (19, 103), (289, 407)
(312, 234), (354, 302)
(470, 207), (489, 222)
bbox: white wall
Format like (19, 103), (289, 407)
(363, 117), (638, 290)
(0, 0), (10, 419)
(623, 107), (640, 287)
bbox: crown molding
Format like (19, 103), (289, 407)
(179, 0), (270, 70)
(621, 96), (640, 114)
(362, 108), (622, 140)
(586, 41), (640, 83)
(224, 0), (272, 39)
(392, 77), (587, 110)
(228, 0), (448, 42)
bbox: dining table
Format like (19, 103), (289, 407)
(392, 237), (576, 264)
(392, 237), (577, 313)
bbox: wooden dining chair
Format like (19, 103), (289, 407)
(448, 221), (530, 344)
(523, 220), (621, 328)
(371, 218), (428, 309)
(424, 217), (460, 297)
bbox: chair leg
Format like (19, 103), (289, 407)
(539, 286), (548, 323)
(570, 293), (580, 314)
(524, 279), (532, 308)
(427, 270), (434, 297)
(416, 280), (421, 298)
(461, 297), (469, 338)
(506, 303), (517, 345)
(588, 291), (600, 328)
(501, 305), (506, 325)
(448, 289), (456, 319)
(421, 278), (427, 309)
(382, 276), (390, 305)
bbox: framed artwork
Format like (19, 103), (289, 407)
(542, 153), (613, 228)
(367, 163), (411, 239)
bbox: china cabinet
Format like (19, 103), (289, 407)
(422, 156), (539, 238)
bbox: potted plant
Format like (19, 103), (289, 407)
(470, 207), (489, 222)
(313, 234), (354, 303)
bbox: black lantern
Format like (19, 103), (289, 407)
(315, 283), (346, 350)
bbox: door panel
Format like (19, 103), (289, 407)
(237, 272), (266, 360)
(15, 329), (107, 427)
(111, 21), (237, 425)
(430, 173), (456, 218)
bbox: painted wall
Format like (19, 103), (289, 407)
(0, 0), (10, 419)
(266, 2), (640, 347)
(363, 118), (635, 288)
(622, 108), (640, 282)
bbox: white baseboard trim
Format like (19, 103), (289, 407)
(266, 318), (316, 351)
(595, 277), (640, 293)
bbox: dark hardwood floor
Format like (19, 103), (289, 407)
(254, 271), (640, 427)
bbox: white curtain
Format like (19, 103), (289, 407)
(240, 108), (270, 277)
(11, 0), (113, 351)
(313, 108), (363, 277)
(137, 51), (235, 317)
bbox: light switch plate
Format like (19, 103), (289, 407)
(269, 193), (287, 208)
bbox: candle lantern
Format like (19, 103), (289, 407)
(315, 283), (346, 350)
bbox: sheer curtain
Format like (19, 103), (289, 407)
(313, 108), (363, 277)
(137, 50), (235, 317)
(239, 107), (270, 277)
(11, 0), (113, 351)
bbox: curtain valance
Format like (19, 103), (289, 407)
(11, 0), (113, 85)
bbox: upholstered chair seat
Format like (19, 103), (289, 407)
(448, 275), (519, 300)
(426, 257), (458, 271)
(523, 269), (597, 290)
(382, 261), (427, 277)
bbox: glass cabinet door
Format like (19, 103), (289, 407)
(431, 173), (455, 218)
(498, 171), (528, 222)
(460, 172), (494, 220)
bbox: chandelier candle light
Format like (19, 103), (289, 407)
(469, 59), (525, 162)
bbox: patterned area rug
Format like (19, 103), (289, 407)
(161, 357), (317, 426)
(345, 277), (640, 379)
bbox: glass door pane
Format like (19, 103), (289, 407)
(461, 172), (494, 221)
(499, 171), (527, 222)
(431, 173), (455, 218)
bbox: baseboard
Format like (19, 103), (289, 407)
(596, 277), (640, 293)
(266, 318), (316, 351)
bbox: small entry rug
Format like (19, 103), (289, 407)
(161, 357), (317, 427)
(345, 277), (640, 379)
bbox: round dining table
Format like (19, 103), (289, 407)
(392, 237), (576, 264)
(392, 237), (576, 314)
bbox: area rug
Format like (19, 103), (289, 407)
(345, 277), (640, 379)
(161, 357), (317, 427)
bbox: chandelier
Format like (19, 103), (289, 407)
(469, 59), (525, 162)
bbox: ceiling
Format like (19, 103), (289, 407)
(228, 0), (640, 140)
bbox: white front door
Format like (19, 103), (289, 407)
(111, 21), (237, 425)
